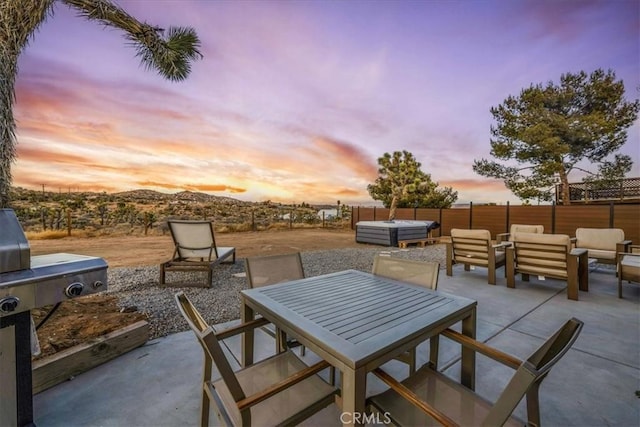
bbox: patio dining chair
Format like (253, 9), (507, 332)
(245, 252), (306, 354)
(175, 292), (338, 427)
(372, 255), (440, 374)
(368, 317), (583, 427)
(160, 220), (235, 287)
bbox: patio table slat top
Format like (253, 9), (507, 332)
(242, 269), (476, 368)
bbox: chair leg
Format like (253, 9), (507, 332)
(488, 265), (496, 285)
(488, 250), (497, 285)
(446, 243), (453, 276)
(200, 386), (210, 427)
(408, 347), (417, 374)
(618, 275), (623, 298)
(506, 248), (515, 288)
(276, 328), (287, 353)
(159, 263), (166, 285)
(526, 382), (541, 427)
(428, 335), (440, 369)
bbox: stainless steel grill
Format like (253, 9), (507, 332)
(0, 208), (108, 426)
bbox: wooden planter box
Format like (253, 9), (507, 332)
(32, 320), (149, 394)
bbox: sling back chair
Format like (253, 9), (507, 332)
(446, 229), (508, 285)
(372, 255), (440, 374)
(368, 317), (583, 427)
(160, 220), (235, 287)
(244, 253), (307, 355)
(175, 292), (338, 427)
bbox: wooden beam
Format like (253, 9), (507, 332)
(32, 320), (149, 394)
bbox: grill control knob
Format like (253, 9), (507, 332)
(65, 282), (84, 298)
(0, 296), (20, 313)
(93, 280), (105, 289)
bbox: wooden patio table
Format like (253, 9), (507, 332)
(241, 269), (477, 427)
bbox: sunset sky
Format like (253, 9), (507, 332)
(13, 0), (640, 205)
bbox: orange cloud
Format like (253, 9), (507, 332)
(306, 135), (378, 179)
(440, 178), (507, 191)
(186, 184), (246, 193)
(136, 181), (246, 194)
(16, 145), (95, 165)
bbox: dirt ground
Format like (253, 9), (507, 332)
(29, 228), (360, 359)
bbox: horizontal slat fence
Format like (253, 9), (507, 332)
(472, 206), (507, 238)
(509, 206), (553, 233)
(351, 203), (640, 244)
(554, 205), (610, 236)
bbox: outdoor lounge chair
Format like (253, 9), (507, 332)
(573, 228), (631, 266)
(368, 318), (583, 427)
(446, 228), (508, 285)
(160, 220), (235, 287)
(496, 224), (544, 244)
(617, 245), (640, 298)
(506, 232), (588, 300)
(175, 292), (338, 427)
(372, 255), (440, 374)
(245, 253), (306, 354)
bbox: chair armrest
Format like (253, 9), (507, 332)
(617, 240), (633, 254)
(372, 368), (458, 427)
(442, 329), (522, 370)
(570, 248), (588, 258)
(496, 233), (510, 244)
(618, 251), (640, 261)
(492, 242), (512, 250)
(237, 360), (330, 411)
(215, 317), (270, 340)
(570, 237), (577, 249)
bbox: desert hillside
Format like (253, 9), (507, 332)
(8, 187), (350, 236)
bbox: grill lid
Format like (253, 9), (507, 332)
(0, 209), (30, 274)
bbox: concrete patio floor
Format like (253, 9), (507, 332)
(34, 263), (639, 426)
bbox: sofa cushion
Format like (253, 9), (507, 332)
(575, 228), (624, 251)
(513, 232), (571, 249)
(451, 228), (491, 241)
(509, 224), (544, 241)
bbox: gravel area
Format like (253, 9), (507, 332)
(106, 244), (447, 340)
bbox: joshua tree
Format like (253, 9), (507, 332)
(0, 0), (202, 207)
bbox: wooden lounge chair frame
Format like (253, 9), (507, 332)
(617, 245), (640, 298)
(175, 292), (338, 427)
(372, 255), (440, 374)
(446, 229), (509, 285)
(368, 318), (583, 427)
(506, 232), (588, 300)
(160, 220), (235, 287)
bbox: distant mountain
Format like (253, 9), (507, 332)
(101, 189), (251, 205)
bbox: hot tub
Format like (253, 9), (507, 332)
(355, 220), (440, 247)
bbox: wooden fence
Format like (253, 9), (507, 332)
(351, 203), (640, 244)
